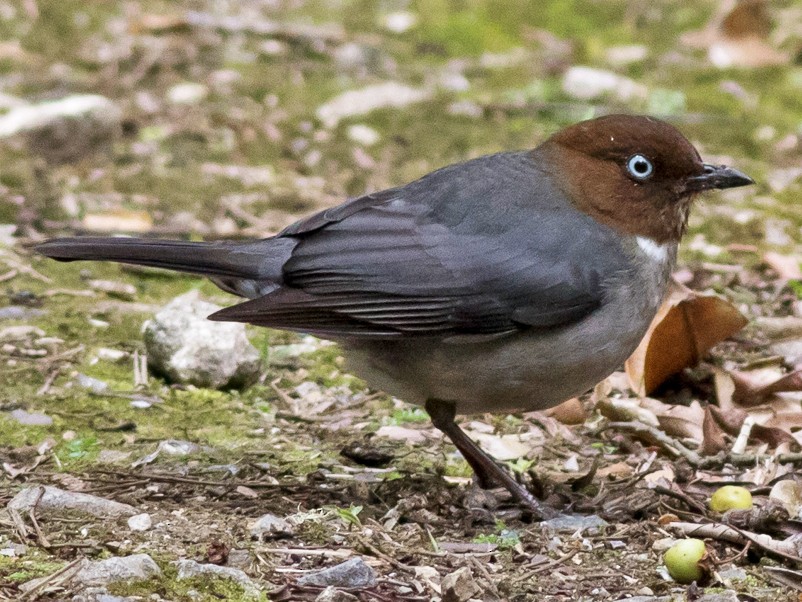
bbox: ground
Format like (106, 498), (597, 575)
(2, 1), (802, 601)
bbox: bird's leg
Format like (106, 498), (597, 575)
(425, 399), (556, 519)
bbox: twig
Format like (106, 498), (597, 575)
(355, 535), (415, 574)
(602, 421), (703, 465)
(36, 368), (60, 396)
(17, 558), (85, 601)
(653, 484), (707, 514)
(669, 521), (801, 564)
(256, 547), (352, 558)
(29, 486), (51, 548)
(529, 548), (581, 575)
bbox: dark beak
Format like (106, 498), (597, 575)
(683, 163), (754, 194)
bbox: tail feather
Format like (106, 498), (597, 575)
(35, 236), (292, 282)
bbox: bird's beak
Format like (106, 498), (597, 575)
(682, 163), (754, 194)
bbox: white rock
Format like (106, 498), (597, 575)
(605, 45), (648, 66)
(315, 586), (359, 602)
(562, 66), (647, 102)
(127, 513), (152, 531)
(0, 94), (121, 163)
(381, 11), (417, 34)
(167, 82), (209, 105)
(374, 425), (429, 444)
(143, 291), (261, 389)
(347, 124), (380, 146)
(0, 94), (118, 138)
(316, 82), (431, 128)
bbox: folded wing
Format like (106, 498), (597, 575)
(212, 151), (629, 339)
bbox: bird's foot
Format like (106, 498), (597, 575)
(425, 398), (558, 520)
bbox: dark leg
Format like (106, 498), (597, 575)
(425, 399), (556, 519)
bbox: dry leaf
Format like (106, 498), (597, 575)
(701, 406), (728, 455)
(626, 280), (748, 395)
(770, 480), (802, 518)
(708, 403), (748, 435)
(82, 210), (153, 234)
(653, 400), (705, 442)
(544, 397), (586, 425)
(596, 461), (634, 479)
(712, 368), (802, 447)
(763, 251), (802, 280)
(731, 368), (802, 406)
(751, 424), (797, 447)
(682, 0), (788, 68)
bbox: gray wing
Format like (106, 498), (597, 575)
(211, 151), (630, 339)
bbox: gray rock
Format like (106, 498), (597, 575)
(227, 549), (252, 571)
(8, 485), (137, 519)
(174, 559), (261, 598)
(76, 373), (110, 393)
(441, 567), (479, 602)
(131, 439), (204, 467)
(542, 513), (609, 532)
(614, 596), (738, 602)
(127, 513), (152, 532)
(75, 554), (161, 587)
(23, 556), (159, 594)
(72, 591), (139, 602)
(315, 586), (359, 602)
(297, 557), (377, 588)
(0, 306), (46, 321)
(248, 513), (294, 539)
(143, 291), (261, 389)
(9, 409), (53, 426)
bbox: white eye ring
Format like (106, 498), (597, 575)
(626, 154), (654, 180)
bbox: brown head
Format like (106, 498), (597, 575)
(536, 114), (753, 243)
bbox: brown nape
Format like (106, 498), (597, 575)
(537, 115), (704, 243)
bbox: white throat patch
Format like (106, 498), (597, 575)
(636, 236), (670, 263)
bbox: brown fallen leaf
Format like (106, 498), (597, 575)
(731, 368), (802, 406)
(713, 368), (802, 447)
(682, 0), (788, 68)
(544, 397), (586, 425)
(626, 280), (748, 395)
(701, 405), (728, 455)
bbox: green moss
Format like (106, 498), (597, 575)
(0, 556), (64, 585)
(108, 563), (268, 602)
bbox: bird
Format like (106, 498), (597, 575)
(36, 114), (753, 517)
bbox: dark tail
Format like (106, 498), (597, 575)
(35, 236), (294, 282)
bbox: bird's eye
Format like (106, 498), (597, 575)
(626, 154), (654, 180)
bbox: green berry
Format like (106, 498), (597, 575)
(664, 538), (706, 583)
(710, 485), (753, 512)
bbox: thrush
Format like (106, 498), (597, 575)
(37, 114), (754, 517)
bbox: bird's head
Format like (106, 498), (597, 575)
(539, 114), (753, 243)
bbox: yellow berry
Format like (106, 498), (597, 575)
(710, 485), (753, 512)
(664, 538), (706, 583)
